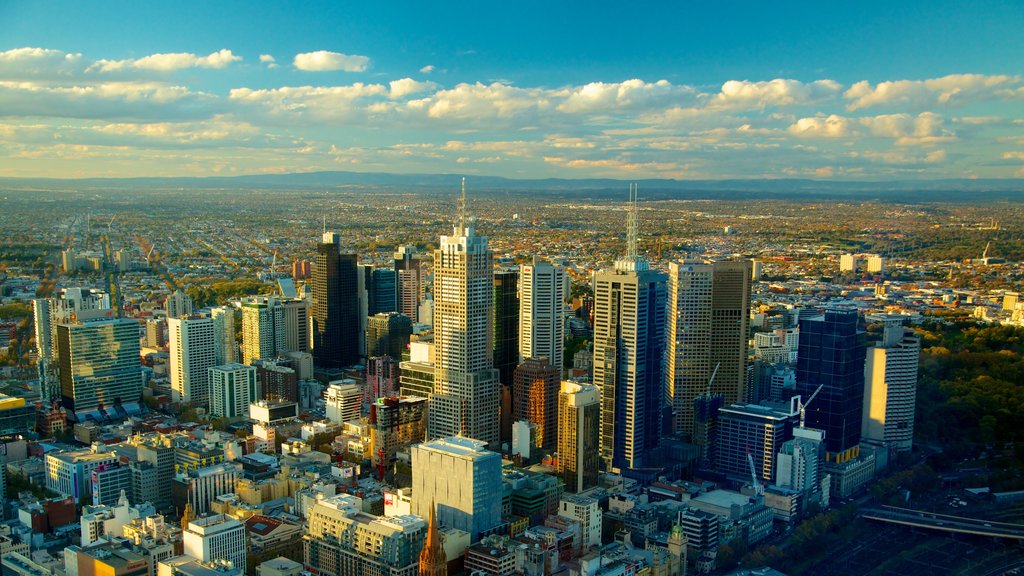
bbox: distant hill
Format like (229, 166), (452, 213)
(2, 171), (1022, 201)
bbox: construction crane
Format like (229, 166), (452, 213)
(746, 445), (764, 497)
(793, 383), (825, 428)
(704, 362), (721, 397)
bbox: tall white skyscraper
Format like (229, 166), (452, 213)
(592, 185), (667, 472)
(428, 179), (500, 448)
(862, 316), (920, 453)
(210, 306), (237, 365)
(169, 316), (216, 406)
(519, 257), (567, 373)
(665, 261), (713, 436)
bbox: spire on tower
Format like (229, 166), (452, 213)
(459, 176), (467, 232)
(626, 182), (639, 261)
(420, 500), (447, 576)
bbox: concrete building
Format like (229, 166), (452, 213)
(210, 306), (237, 365)
(183, 514), (246, 570)
(864, 254), (884, 274)
(209, 363), (258, 419)
(559, 494), (602, 549)
(325, 381), (361, 424)
(715, 402), (798, 483)
(304, 494), (426, 576)
(369, 396), (427, 473)
(862, 317), (921, 453)
(411, 437), (502, 541)
(776, 427), (829, 510)
(512, 358), (560, 449)
(394, 245), (424, 324)
(169, 316), (216, 407)
(665, 260), (713, 437)
(557, 381), (600, 494)
(241, 295), (308, 364)
(166, 289), (194, 320)
(519, 257), (567, 374)
(256, 557), (303, 576)
(427, 184), (500, 448)
(45, 448), (117, 502)
(173, 462), (241, 515)
(839, 254), (858, 273)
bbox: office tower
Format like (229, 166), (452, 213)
(210, 306), (237, 364)
(173, 462), (241, 515)
(371, 267), (398, 314)
(34, 288), (112, 399)
(183, 514), (246, 570)
(399, 341), (434, 399)
(593, 186), (666, 472)
(325, 381), (362, 424)
(91, 462), (131, 506)
(366, 312), (413, 359)
(493, 268), (520, 387)
(305, 494), (426, 576)
(369, 396), (428, 474)
(241, 295), (308, 364)
(796, 307), (867, 462)
(395, 245), (425, 323)
(169, 316), (216, 406)
(776, 427), (827, 498)
(419, 502), (447, 576)
(411, 437), (502, 541)
(710, 260), (752, 402)
(715, 402), (798, 483)
(665, 261), (713, 437)
(312, 232), (360, 368)
(693, 391), (725, 469)
(557, 381), (600, 493)
(137, 438), (175, 512)
(145, 318), (166, 348)
(428, 180), (500, 448)
(209, 363), (258, 419)
(166, 289), (194, 319)
(519, 257), (566, 373)
(45, 448), (117, 501)
(559, 494), (602, 549)
(512, 358), (560, 449)
(862, 316), (921, 453)
(367, 355), (399, 402)
(56, 318), (143, 415)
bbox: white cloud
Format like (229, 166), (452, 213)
(388, 78), (437, 99)
(845, 73), (1021, 111)
(0, 80), (220, 120)
(556, 79), (683, 113)
(788, 114), (855, 138)
(0, 47), (84, 79)
(229, 84), (387, 121)
(710, 79), (842, 109)
(418, 82), (551, 120)
(420, 65), (435, 74)
(293, 50), (370, 72)
(90, 49), (241, 72)
(259, 54), (278, 69)
(859, 112), (954, 145)
(1002, 151), (1024, 160)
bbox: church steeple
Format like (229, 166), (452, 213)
(419, 500), (447, 576)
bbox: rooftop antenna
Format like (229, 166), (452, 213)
(458, 176), (467, 232)
(322, 214), (327, 235)
(626, 183), (639, 261)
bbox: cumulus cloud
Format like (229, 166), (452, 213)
(293, 50), (370, 72)
(0, 80), (220, 121)
(259, 54), (278, 69)
(389, 78), (437, 99)
(845, 73), (1021, 111)
(710, 79), (843, 109)
(229, 84), (386, 121)
(788, 114), (855, 138)
(90, 49), (241, 72)
(0, 47), (84, 79)
(417, 82), (551, 120)
(557, 79), (685, 113)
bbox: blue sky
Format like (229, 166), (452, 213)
(2, 0), (1023, 179)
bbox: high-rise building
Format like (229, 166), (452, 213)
(796, 307), (867, 462)
(371, 267), (398, 315)
(169, 316), (216, 407)
(395, 245), (425, 323)
(35, 288), (113, 400)
(665, 260), (713, 437)
(325, 381), (362, 424)
(173, 462), (241, 515)
(839, 254), (858, 273)
(312, 233), (359, 368)
(210, 307), (237, 365)
(715, 402), (798, 483)
(710, 260), (752, 402)
(369, 396), (428, 473)
(411, 437), (502, 541)
(399, 341), (434, 399)
(428, 180), (500, 448)
(862, 316), (920, 453)
(593, 186), (666, 472)
(512, 358), (560, 449)
(493, 268), (520, 388)
(864, 254), (884, 273)
(183, 514), (246, 570)
(166, 289), (194, 319)
(305, 494), (426, 576)
(145, 318), (166, 348)
(776, 426), (827, 499)
(254, 359), (298, 402)
(557, 381), (600, 493)
(519, 257), (566, 373)
(559, 494), (602, 549)
(209, 363), (258, 419)
(366, 312), (413, 359)
(57, 318), (143, 414)
(241, 295), (308, 364)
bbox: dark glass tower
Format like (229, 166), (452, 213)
(371, 268), (398, 314)
(312, 233), (359, 368)
(366, 312), (413, 359)
(493, 268), (520, 387)
(795, 307), (867, 462)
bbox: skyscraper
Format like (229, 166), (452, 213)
(493, 268), (520, 387)
(210, 306), (237, 365)
(366, 312), (413, 359)
(411, 437), (502, 541)
(165, 289), (194, 319)
(209, 363), (258, 419)
(312, 233), (359, 368)
(169, 316), (216, 407)
(512, 357), (560, 449)
(241, 295), (308, 365)
(711, 261), (752, 402)
(557, 381), (600, 493)
(796, 307), (867, 462)
(519, 257), (566, 374)
(395, 245), (425, 323)
(862, 316), (921, 453)
(371, 267), (398, 315)
(593, 185), (667, 472)
(34, 288), (112, 400)
(428, 179), (500, 448)
(56, 318), (143, 415)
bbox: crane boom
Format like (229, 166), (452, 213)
(705, 362), (721, 397)
(799, 383), (825, 428)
